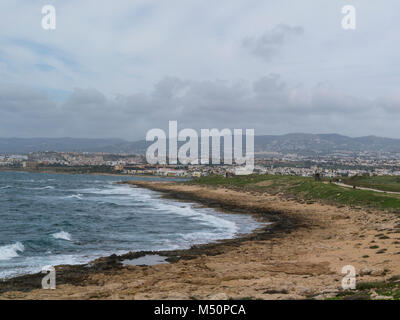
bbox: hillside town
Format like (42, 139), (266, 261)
(1, 151), (400, 178)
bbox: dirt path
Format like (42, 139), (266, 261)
(1, 181), (400, 300)
(334, 182), (400, 195)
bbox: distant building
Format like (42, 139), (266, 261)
(114, 164), (124, 171)
(191, 171), (202, 178)
(22, 161), (38, 169)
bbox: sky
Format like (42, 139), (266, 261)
(0, 0), (399, 140)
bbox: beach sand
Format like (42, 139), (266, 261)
(1, 180), (400, 300)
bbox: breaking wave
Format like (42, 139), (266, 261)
(65, 194), (83, 200)
(0, 242), (25, 261)
(52, 231), (72, 241)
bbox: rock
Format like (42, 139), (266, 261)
(208, 293), (228, 300)
(372, 295), (393, 300)
(298, 286), (313, 295)
(164, 293), (190, 300)
(314, 293), (337, 300)
(359, 267), (384, 276)
(321, 287), (340, 294)
(369, 290), (393, 300)
(284, 294), (306, 300)
(263, 288), (289, 294)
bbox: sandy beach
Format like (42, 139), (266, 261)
(1, 180), (400, 300)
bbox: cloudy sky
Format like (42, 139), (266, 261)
(0, 0), (399, 140)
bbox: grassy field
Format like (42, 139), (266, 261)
(342, 175), (400, 193)
(188, 174), (400, 211)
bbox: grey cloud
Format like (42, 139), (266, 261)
(0, 0), (399, 112)
(152, 77), (189, 99)
(375, 97), (400, 114)
(0, 85), (55, 117)
(66, 88), (107, 106)
(242, 24), (304, 61)
(2, 74), (399, 139)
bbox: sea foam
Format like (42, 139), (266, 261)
(52, 231), (72, 241)
(24, 186), (55, 190)
(65, 194), (83, 200)
(0, 242), (25, 261)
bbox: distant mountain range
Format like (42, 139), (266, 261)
(0, 137), (125, 154)
(1, 134), (400, 156)
(254, 134), (400, 155)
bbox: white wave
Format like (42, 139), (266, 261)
(52, 231), (72, 241)
(0, 253), (89, 279)
(0, 185), (11, 189)
(79, 185), (153, 202)
(181, 231), (232, 242)
(0, 242), (25, 261)
(24, 186), (55, 190)
(42, 186), (55, 190)
(65, 194), (83, 200)
(153, 201), (238, 233)
(83, 185), (137, 195)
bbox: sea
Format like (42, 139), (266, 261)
(0, 171), (259, 279)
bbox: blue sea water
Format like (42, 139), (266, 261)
(0, 171), (259, 279)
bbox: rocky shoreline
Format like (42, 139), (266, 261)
(0, 180), (294, 298)
(1, 180), (399, 299)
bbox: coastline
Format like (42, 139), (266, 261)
(0, 168), (180, 179)
(1, 179), (400, 299)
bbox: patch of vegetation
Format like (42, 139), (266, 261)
(328, 277), (400, 300)
(342, 175), (400, 193)
(188, 174), (400, 211)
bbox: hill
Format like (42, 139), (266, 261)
(1, 133), (400, 156)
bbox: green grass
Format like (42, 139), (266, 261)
(188, 174), (400, 211)
(342, 175), (400, 193)
(331, 278), (400, 300)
